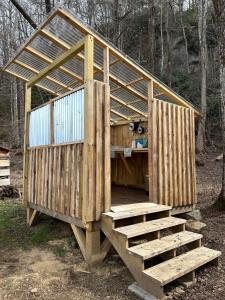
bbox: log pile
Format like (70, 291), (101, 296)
(0, 185), (20, 199)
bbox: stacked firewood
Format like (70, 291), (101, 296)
(0, 185), (20, 199)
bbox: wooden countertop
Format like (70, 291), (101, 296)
(112, 148), (148, 153)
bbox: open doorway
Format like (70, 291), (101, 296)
(110, 120), (149, 208)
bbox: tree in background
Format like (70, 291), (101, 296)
(197, 0), (208, 153)
(212, 0), (225, 209)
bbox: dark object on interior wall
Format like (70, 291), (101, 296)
(137, 125), (145, 134)
(129, 122), (139, 132)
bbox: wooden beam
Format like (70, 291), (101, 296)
(5, 69), (59, 96)
(110, 77), (144, 93)
(3, 9), (58, 70)
(148, 80), (155, 203)
(103, 47), (109, 84)
(23, 84), (31, 206)
(58, 8), (200, 115)
(84, 35), (94, 81)
(111, 109), (130, 120)
(14, 59), (73, 91)
(38, 29), (148, 101)
(111, 94), (147, 117)
(25, 46), (83, 82)
(27, 37), (85, 87)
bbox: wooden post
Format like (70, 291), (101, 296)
(148, 80), (155, 203)
(103, 47), (109, 84)
(23, 84), (31, 206)
(50, 101), (54, 144)
(82, 35), (94, 226)
(84, 35), (94, 81)
(103, 46), (111, 212)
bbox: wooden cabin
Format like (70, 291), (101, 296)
(4, 8), (220, 299)
(0, 147), (10, 187)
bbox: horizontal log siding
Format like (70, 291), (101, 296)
(28, 143), (83, 219)
(150, 100), (196, 207)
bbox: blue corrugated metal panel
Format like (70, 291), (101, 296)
(29, 104), (50, 147)
(54, 88), (84, 144)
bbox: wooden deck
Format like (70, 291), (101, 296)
(111, 185), (148, 206)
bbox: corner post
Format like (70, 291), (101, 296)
(148, 80), (157, 203)
(103, 46), (111, 212)
(23, 83), (31, 206)
(82, 35), (94, 226)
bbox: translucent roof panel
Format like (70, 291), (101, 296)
(4, 7), (200, 122)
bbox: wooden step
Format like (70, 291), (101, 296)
(114, 217), (186, 238)
(103, 203), (171, 221)
(128, 231), (202, 260)
(143, 246), (221, 286)
(111, 202), (171, 213)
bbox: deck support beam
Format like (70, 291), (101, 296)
(27, 207), (39, 226)
(71, 225), (111, 269)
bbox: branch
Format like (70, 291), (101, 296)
(9, 0), (37, 29)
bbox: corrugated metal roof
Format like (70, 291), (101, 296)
(4, 7), (200, 122)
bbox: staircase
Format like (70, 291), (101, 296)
(101, 203), (221, 299)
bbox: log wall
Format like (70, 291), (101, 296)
(28, 143), (83, 219)
(149, 99), (196, 207)
(83, 81), (110, 222)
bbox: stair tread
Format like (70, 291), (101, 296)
(128, 231), (202, 259)
(143, 246), (221, 286)
(111, 202), (171, 213)
(114, 217), (186, 238)
(103, 204), (171, 220)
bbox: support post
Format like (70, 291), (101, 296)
(103, 47), (109, 84)
(23, 84), (31, 207)
(71, 225), (111, 270)
(82, 35), (94, 226)
(148, 80), (157, 203)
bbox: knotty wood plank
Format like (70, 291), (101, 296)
(95, 82), (103, 220)
(144, 247), (221, 286)
(128, 231), (202, 260)
(114, 217), (186, 238)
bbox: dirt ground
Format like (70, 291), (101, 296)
(1, 149), (225, 300)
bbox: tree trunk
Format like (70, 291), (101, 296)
(45, 0), (52, 14)
(197, 0), (208, 153)
(179, 0), (190, 74)
(160, 0), (164, 75)
(212, 0), (225, 208)
(147, 0), (155, 73)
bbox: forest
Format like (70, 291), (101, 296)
(1, 1), (225, 300)
(0, 0), (221, 150)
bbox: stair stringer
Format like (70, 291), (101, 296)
(101, 217), (165, 299)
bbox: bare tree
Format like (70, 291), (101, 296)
(197, 0), (208, 153)
(212, 0), (225, 209)
(147, 0), (156, 73)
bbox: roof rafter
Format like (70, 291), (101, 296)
(57, 8), (200, 115)
(39, 28), (148, 102)
(14, 59), (73, 91)
(27, 36), (85, 87)
(111, 95), (147, 117)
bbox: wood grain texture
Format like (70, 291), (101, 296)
(149, 100), (196, 208)
(82, 80), (111, 223)
(28, 143), (83, 219)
